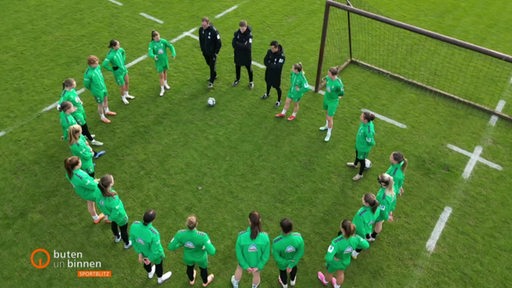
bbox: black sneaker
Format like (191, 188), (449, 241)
(261, 93), (269, 99)
(232, 80), (240, 87)
(94, 150), (106, 159)
(275, 101), (281, 107)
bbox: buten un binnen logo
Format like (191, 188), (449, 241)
(31, 248), (51, 269)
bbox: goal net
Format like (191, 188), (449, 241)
(315, 0), (512, 120)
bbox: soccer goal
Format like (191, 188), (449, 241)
(315, 0), (512, 121)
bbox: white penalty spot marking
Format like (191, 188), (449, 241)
(488, 99), (506, 127)
(215, 5), (238, 18)
(0, 131), (5, 137)
(426, 206), (452, 253)
(139, 13), (164, 24)
(361, 109), (407, 129)
(108, 0), (123, 6)
(447, 144), (502, 180)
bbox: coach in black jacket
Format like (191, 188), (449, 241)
(199, 17), (222, 88)
(262, 40), (285, 107)
(231, 20), (254, 88)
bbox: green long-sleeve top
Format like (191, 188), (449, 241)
(83, 65), (107, 97)
(148, 39), (176, 65)
(129, 222), (165, 264)
(96, 192), (128, 226)
(376, 187), (397, 221)
(168, 228), (216, 264)
(324, 234), (369, 267)
(69, 135), (94, 175)
(355, 121), (376, 153)
(386, 162), (405, 193)
(352, 206), (379, 238)
(287, 71), (310, 98)
(323, 76), (344, 101)
(235, 227), (270, 270)
(102, 47), (127, 73)
(272, 232), (304, 270)
(66, 169), (100, 202)
(59, 89), (86, 121)
(60, 111), (77, 140)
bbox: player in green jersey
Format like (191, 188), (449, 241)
(59, 101), (77, 141)
(84, 55), (116, 124)
(231, 211), (270, 288)
(168, 215), (216, 287)
(275, 63), (311, 121)
(148, 31), (176, 97)
(97, 174), (131, 249)
(64, 156), (104, 224)
(59, 78), (103, 146)
(386, 151), (408, 196)
(129, 210), (172, 284)
(347, 112), (376, 181)
(272, 218), (304, 288)
(371, 173), (397, 241)
(318, 220), (369, 288)
(351, 193), (379, 259)
(68, 125), (95, 177)
(319, 67), (345, 142)
(102, 40), (135, 105)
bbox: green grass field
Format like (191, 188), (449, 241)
(1, 0), (512, 287)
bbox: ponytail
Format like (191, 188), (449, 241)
(98, 174), (116, 197)
(249, 211), (262, 240)
(64, 156), (80, 179)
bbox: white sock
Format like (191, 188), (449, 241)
(334, 283), (340, 288)
(251, 283), (259, 288)
(292, 112), (297, 116)
(325, 120), (329, 127)
(104, 107), (110, 113)
(124, 91), (128, 96)
(281, 109), (287, 114)
(100, 113), (106, 119)
(92, 215), (99, 220)
(161, 85), (165, 90)
(327, 128), (332, 134)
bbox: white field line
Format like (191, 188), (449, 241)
(361, 108), (407, 129)
(447, 144), (502, 173)
(41, 88), (86, 113)
(108, 0), (123, 6)
(251, 61), (265, 69)
(184, 32), (199, 41)
(462, 145), (483, 180)
(215, 5), (238, 18)
(126, 54), (148, 68)
(488, 99), (506, 127)
(139, 13), (164, 24)
(426, 206), (452, 253)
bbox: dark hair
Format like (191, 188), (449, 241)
(329, 67), (339, 76)
(239, 20), (247, 27)
(64, 156), (80, 179)
(270, 40), (279, 47)
(143, 209), (156, 225)
(363, 111), (375, 122)
(340, 219), (355, 237)
(392, 151), (408, 172)
(151, 30), (159, 40)
(249, 211), (262, 240)
(293, 63), (303, 72)
(62, 78), (75, 90)
(58, 101), (73, 112)
(363, 193), (379, 213)
(98, 174), (116, 197)
(108, 39), (118, 48)
(280, 218), (293, 234)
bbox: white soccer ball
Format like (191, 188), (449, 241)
(365, 159), (372, 169)
(207, 97), (216, 107)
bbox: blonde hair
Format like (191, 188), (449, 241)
(186, 215), (197, 230)
(67, 125), (82, 145)
(378, 173), (396, 196)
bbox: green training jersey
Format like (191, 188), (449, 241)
(102, 47), (127, 73)
(323, 76), (344, 102)
(83, 65), (107, 97)
(287, 71), (310, 99)
(148, 39), (176, 69)
(235, 227), (270, 270)
(355, 121), (376, 153)
(69, 135), (94, 175)
(168, 228), (216, 267)
(96, 193), (128, 226)
(66, 169), (100, 201)
(129, 222), (165, 264)
(352, 206), (379, 238)
(59, 89), (86, 125)
(324, 234), (369, 271)
(272, 232), (305, 270)
(60, 111), (77, 140)
(386, 162), (405, 193)
(375, 187), (397, 221)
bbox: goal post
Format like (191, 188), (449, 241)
(316, 0), (512, 121)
